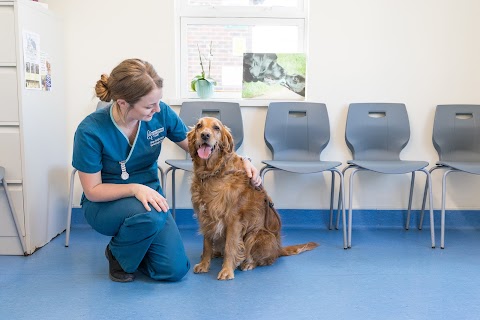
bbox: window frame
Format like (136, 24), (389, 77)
(178, 0), (306, 18)
(176, 0), (309, 100)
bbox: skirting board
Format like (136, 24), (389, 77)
(71, 208), (480, 230)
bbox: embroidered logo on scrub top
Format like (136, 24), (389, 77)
(147, 128), (165, 147)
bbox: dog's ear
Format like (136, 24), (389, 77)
(187, 127), (197, 158)
(220, 124), (234, 153)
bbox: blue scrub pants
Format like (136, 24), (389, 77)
(82, 197), (190, 281)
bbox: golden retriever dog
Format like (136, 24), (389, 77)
(187, 117), (319, 280)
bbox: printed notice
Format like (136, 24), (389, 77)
(23, 31), (42, 90)
(40, 51), (52, 91)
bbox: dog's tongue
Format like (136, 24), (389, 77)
(197, 145), (212, 159)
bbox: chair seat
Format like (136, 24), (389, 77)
(165, 159), (193, 172)
(261, 160), (341, 174)
(437, 161), (480, 175)
(347, 160), (428, 174)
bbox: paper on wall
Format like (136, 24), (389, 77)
(23, 30), (42, 90)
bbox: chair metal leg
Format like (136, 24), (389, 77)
(328, 171), (335, 230)
(171, 168), (177, 220)
(3, 178), (27, 254)
(262, 166), (346, 248)
(164, 167), (174, 199)
(336, 165), (353, 230)
(331, 168), (347, 249)
(428, 171), (436, 249)
(441, 169), (455, 249)
(336, 166), (346, 230)
(344, 166), (435, 249)
(158, 165), (166, 195)
(419, 168), (436, 248)
(347, 168), (361, 248)
(419, 166), (439, 230)
(260, 166), (274, 183)
(65, 168), (77, 247)
(405, 172), (415, 230)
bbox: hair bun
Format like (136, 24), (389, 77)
(95, 74), (112, 102)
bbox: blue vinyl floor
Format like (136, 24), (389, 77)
(2, 210), (480, 320)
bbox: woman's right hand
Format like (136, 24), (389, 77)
(132, 184), (169, 213)
(78, 171), (169, 212)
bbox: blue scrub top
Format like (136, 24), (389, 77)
(72, 101), (187, 199)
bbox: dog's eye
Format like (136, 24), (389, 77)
(213, 125), (220, 131)
(196, 123), (202, 129)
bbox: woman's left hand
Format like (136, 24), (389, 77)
(242, 157), (262, 187)
(131, 184), (169, 213)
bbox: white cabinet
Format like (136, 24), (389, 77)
(0, 0), (68, 255)
(0, 67), (20, 122)
(0, 4), (16, 64)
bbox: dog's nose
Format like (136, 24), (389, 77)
(201, 132), (210, 141)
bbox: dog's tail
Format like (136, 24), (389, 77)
(280, 242), (319, 257)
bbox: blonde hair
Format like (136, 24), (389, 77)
(95, 59), (163, 105)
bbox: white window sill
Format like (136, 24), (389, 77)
(164, 98), (304, 107)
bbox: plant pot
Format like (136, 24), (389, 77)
(195, 80), (214, 99)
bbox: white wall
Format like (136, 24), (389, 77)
(47, 0), (480, 210)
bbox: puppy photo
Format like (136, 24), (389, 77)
(283, 74), (306, 97)
(187, 117), (318, 280)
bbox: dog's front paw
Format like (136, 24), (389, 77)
(217, 268), (234, 280)
(193, 262), (210, 273)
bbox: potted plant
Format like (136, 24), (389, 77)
(191, 42), (216, 99)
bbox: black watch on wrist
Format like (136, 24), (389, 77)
(242, 156), (252, 162)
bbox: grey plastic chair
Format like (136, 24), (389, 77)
(259, 102), (347, 249)
(1, 166), (26, 254)
(420, 104), (480, 249)
(66, 101), (165, 247)
(340, 103), (435, 248)
(164, 101), (243, 219)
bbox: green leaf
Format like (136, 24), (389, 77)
(190, 75), (203, 92)
(191, 75), (216, 92)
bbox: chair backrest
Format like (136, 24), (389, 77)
(345, 103), (410, 160)
(179, 101), (243, 150)
(264, 102), (330, 161)
(433, 104), (480, 162)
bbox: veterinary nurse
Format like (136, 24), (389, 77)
(72, 58), (260, 282)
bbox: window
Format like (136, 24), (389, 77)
(177, 0), (308, 99)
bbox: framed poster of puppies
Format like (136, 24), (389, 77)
(242, 53), (306, 100)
